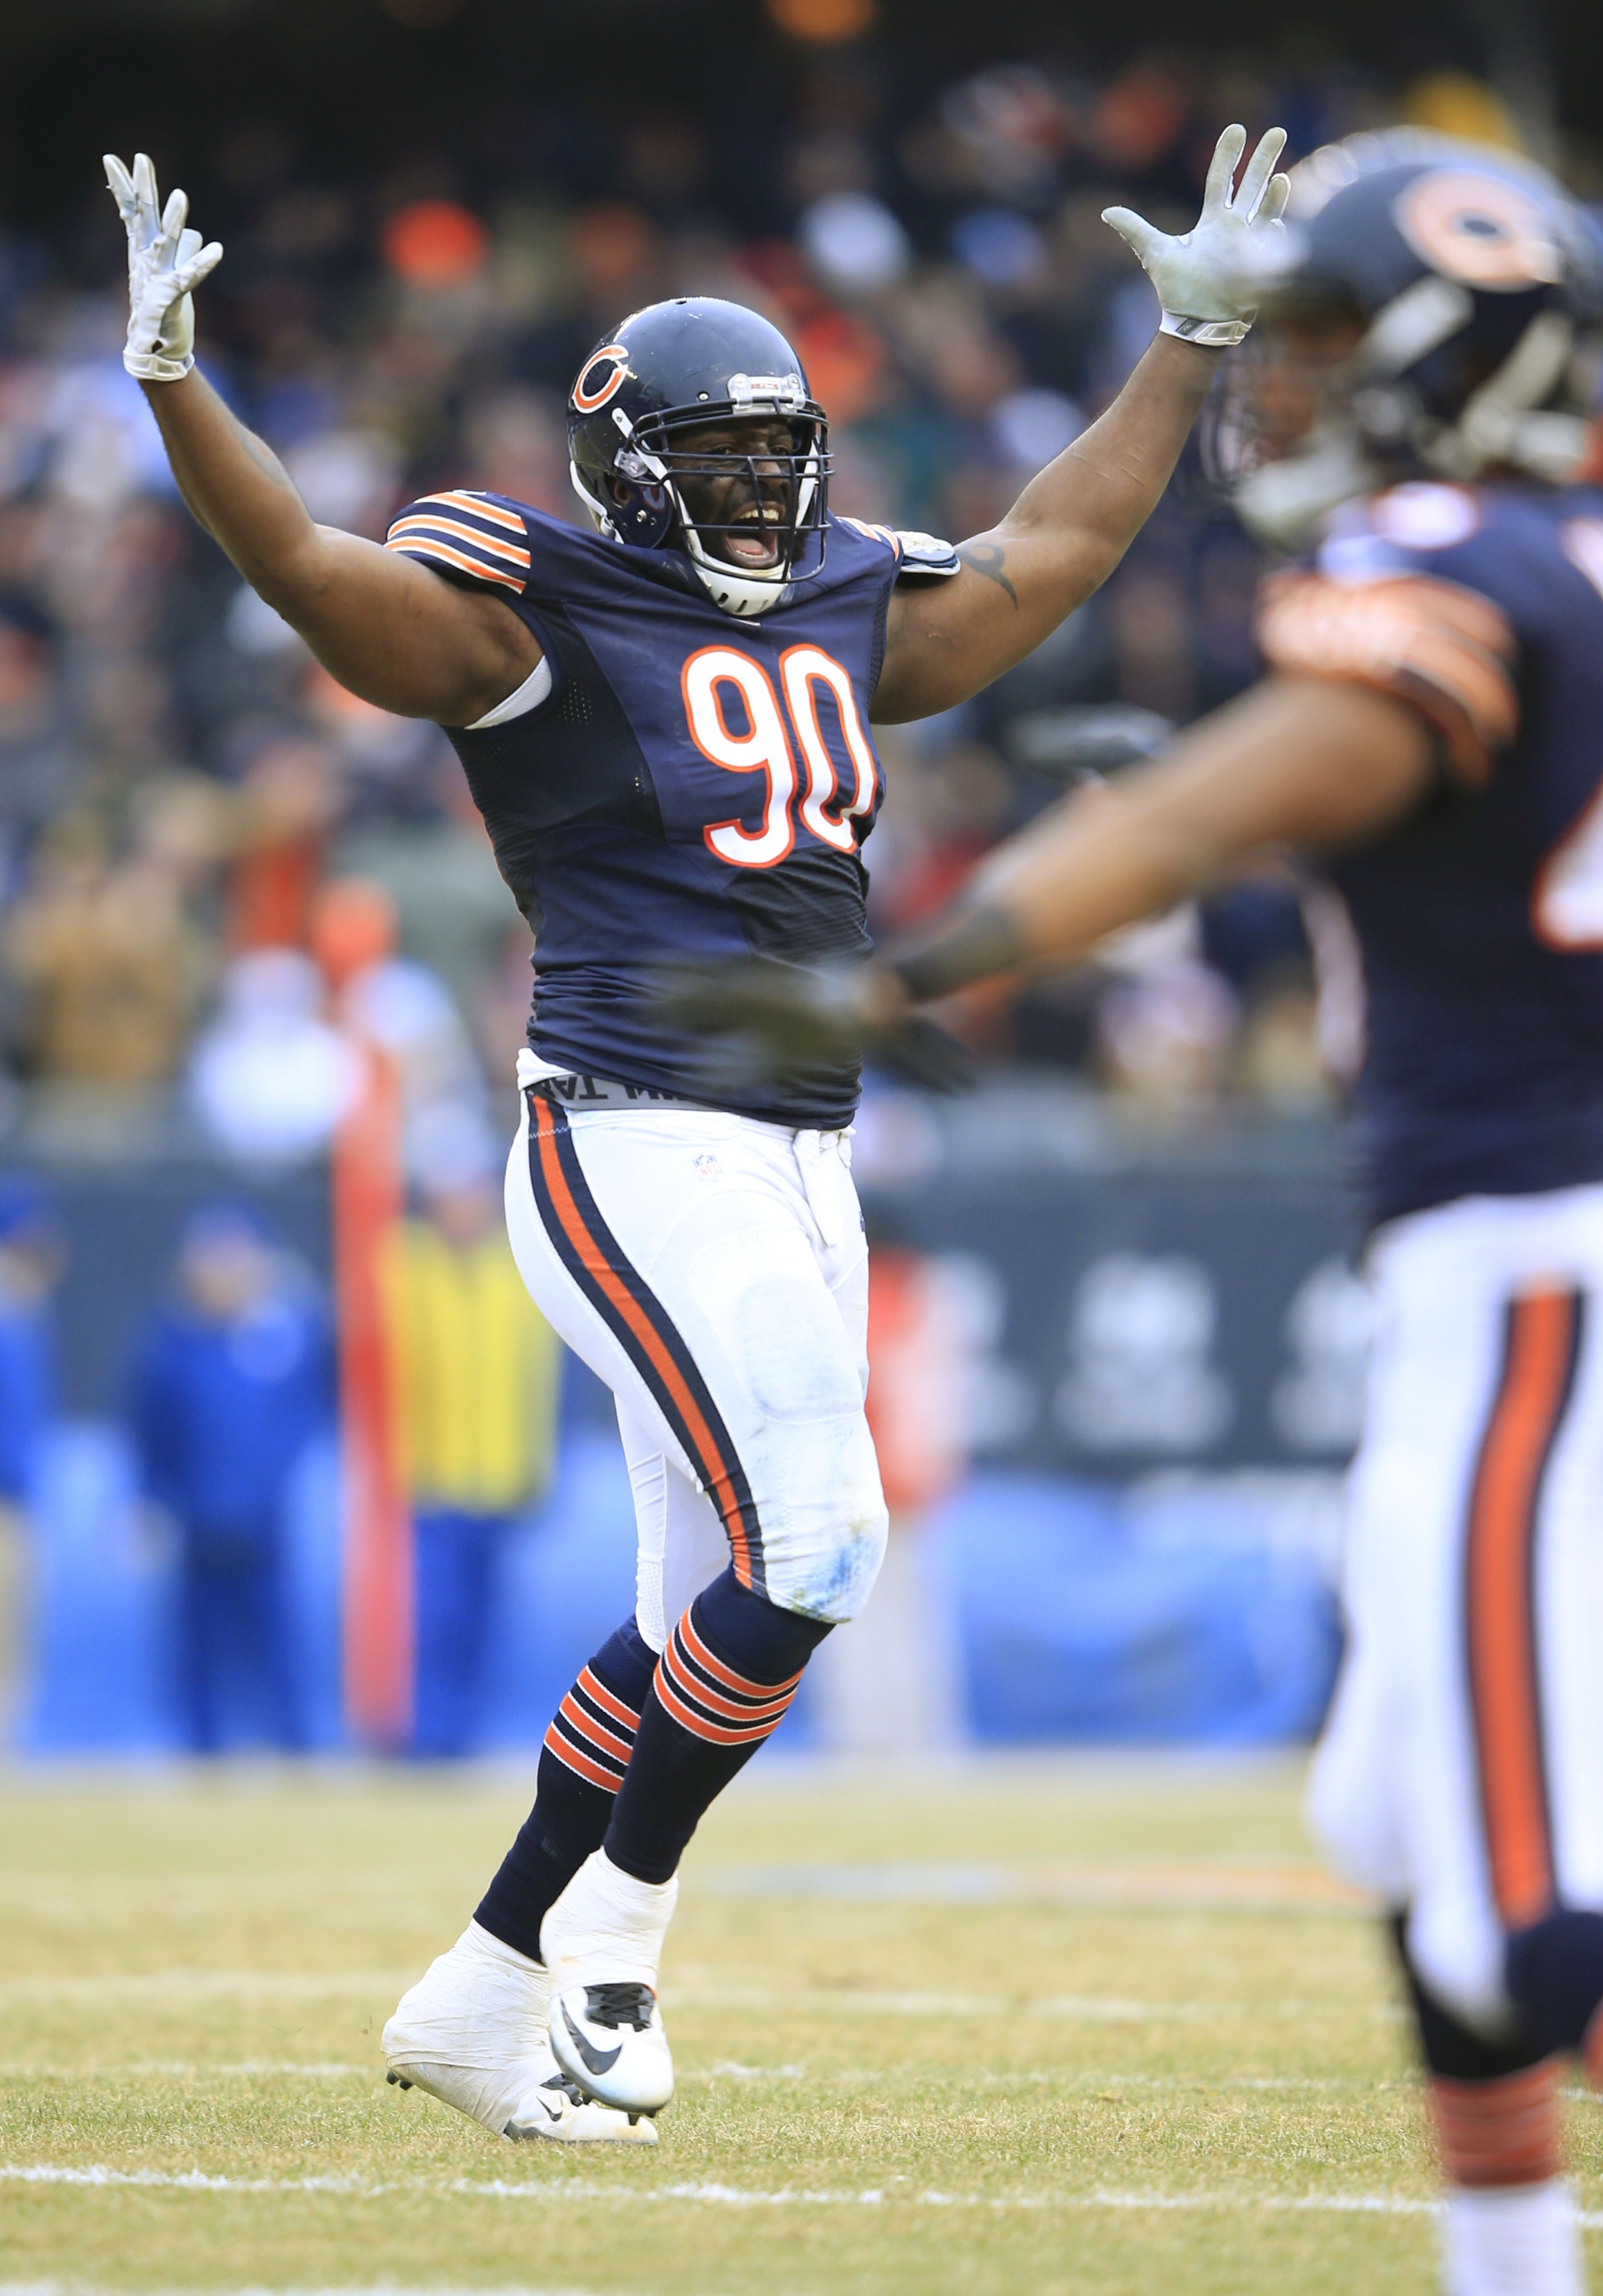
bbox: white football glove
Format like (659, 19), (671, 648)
(103, 151), (224, 383)
(1103, 124), (1290, 348)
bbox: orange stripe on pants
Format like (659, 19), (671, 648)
(531, 1098), (754, 1583)
(1466, 1288), (1578, 1929)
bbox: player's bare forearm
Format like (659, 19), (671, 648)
(871, 335), (1218, 723)
(139, 369), (537, 723)
(884, 677), (1437, 999)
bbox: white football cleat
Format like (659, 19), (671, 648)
(542, 1850), (677, 2115)
(382, 1919), (656, 2145)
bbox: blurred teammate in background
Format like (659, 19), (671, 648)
(673, 135), (1603, 2296)
(103, 129), (1288, 2140)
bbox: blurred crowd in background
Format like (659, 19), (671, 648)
(5, 32), (1588, 1156)
(0, 5), (1595, 1754)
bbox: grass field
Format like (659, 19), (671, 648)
(3, 1756), (1599, 2295)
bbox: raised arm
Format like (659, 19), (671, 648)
(650, 676), (1436, 1091)
(872, 126), (1290, 724)
(106, 154), (537, 728)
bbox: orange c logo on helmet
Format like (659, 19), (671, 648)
(1393, 170), (1563, 292)
(572, 344), (631, 414)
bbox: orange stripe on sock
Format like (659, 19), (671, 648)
(576, 1666), (640, 1734)
(677, 1610), (805, 1701)
(557, 1691), (634, 1767)
(661, 1636), (796, 1727)
(1431, 2061), (1562, 2188)
(652, 1663), (782, 1746)
(1467, 1290), (1575, 1929)
(544, 1720), (625, 1793)
(534, 1101), (754, 1584)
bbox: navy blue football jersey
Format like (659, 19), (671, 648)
(385, 494), (957, 1127)
(1257, 479), (1603, 1225)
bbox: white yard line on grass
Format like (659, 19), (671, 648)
(6, 2161), (1573, 2221)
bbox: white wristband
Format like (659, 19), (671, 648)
(1159, 310), (1252, 348)
(123, 347), (194, 383)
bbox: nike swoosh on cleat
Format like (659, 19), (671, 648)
(561, 2003), (623, 2076)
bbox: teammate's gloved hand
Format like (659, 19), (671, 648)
(1102, 124), (1290, 349)
(649, 956), (973, 1095)
(103, 152), (224, 383)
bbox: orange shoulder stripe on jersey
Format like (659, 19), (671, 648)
(1255, 572), (1519, 785)
(387, 514), (531, 567)
(1466, 1287), (1580, 1930)
(384, 534), (524, 590)
(416, 490), (528, 534)
(530, 1099), (755, 1583)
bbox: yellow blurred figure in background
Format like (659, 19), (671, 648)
(383, 1144), (563, 1755)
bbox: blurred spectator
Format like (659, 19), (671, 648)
(0, 32), (1585, 1129)
(0, 1172), (63, 1723)
(310, 875), (487, 1179)
(5, 811), (212, 1085)
(188, 947), (358, 1163)
(131, 1203), (335, 1753)
(381, 1123), (563, 1755)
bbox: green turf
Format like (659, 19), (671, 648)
(1, 1757), (1595, 2293)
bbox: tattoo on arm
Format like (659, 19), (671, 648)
(887, 903), (1029, 1002)
(957, 541), (1018, 608)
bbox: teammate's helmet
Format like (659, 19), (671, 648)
(1218, 132), (1603, 545)
(566, 297), (831, 619)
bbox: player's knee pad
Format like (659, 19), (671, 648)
(1392, 1916), (1562, 2190)
(758, 1411), (888, 1624)
(1506, 1909), (1603, 2071)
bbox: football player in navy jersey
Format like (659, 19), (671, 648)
(676, 137), (1603, 2294)
(103, 131), (1290, 2143)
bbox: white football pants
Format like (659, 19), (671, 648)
(503, 1058), (888, 1652)
(1308, 1182), (1603, 2034)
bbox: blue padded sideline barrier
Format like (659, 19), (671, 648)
(15, 1420), (182, 1753)
(923, 1472), (1340, 1746)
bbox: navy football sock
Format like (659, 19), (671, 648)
(1507, 1908), (1603, 2068)
(604, 1567), (831, 1887)
(474, 1617), (655, 1963)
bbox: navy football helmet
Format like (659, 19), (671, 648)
(566, 297), (831, 618)
(1213, 132), (1603, 544)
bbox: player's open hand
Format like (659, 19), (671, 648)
(1102, 124), (1290, 347)
(104, 152), (223, 383)
(648, 955), (973, 1096)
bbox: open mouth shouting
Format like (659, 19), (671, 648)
(722, 502), (785, 570)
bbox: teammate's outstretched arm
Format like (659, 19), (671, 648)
(104, 154), (538, 727)
(872, 125), (1290, 725)
(654, 675), (1435, 1082)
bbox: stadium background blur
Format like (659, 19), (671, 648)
(0, 0), (1599, 1760)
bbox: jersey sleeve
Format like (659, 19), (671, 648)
(1255, 569), (1520, 787)
(835, 515), (961, 580)
(384, 490), (531, 595)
